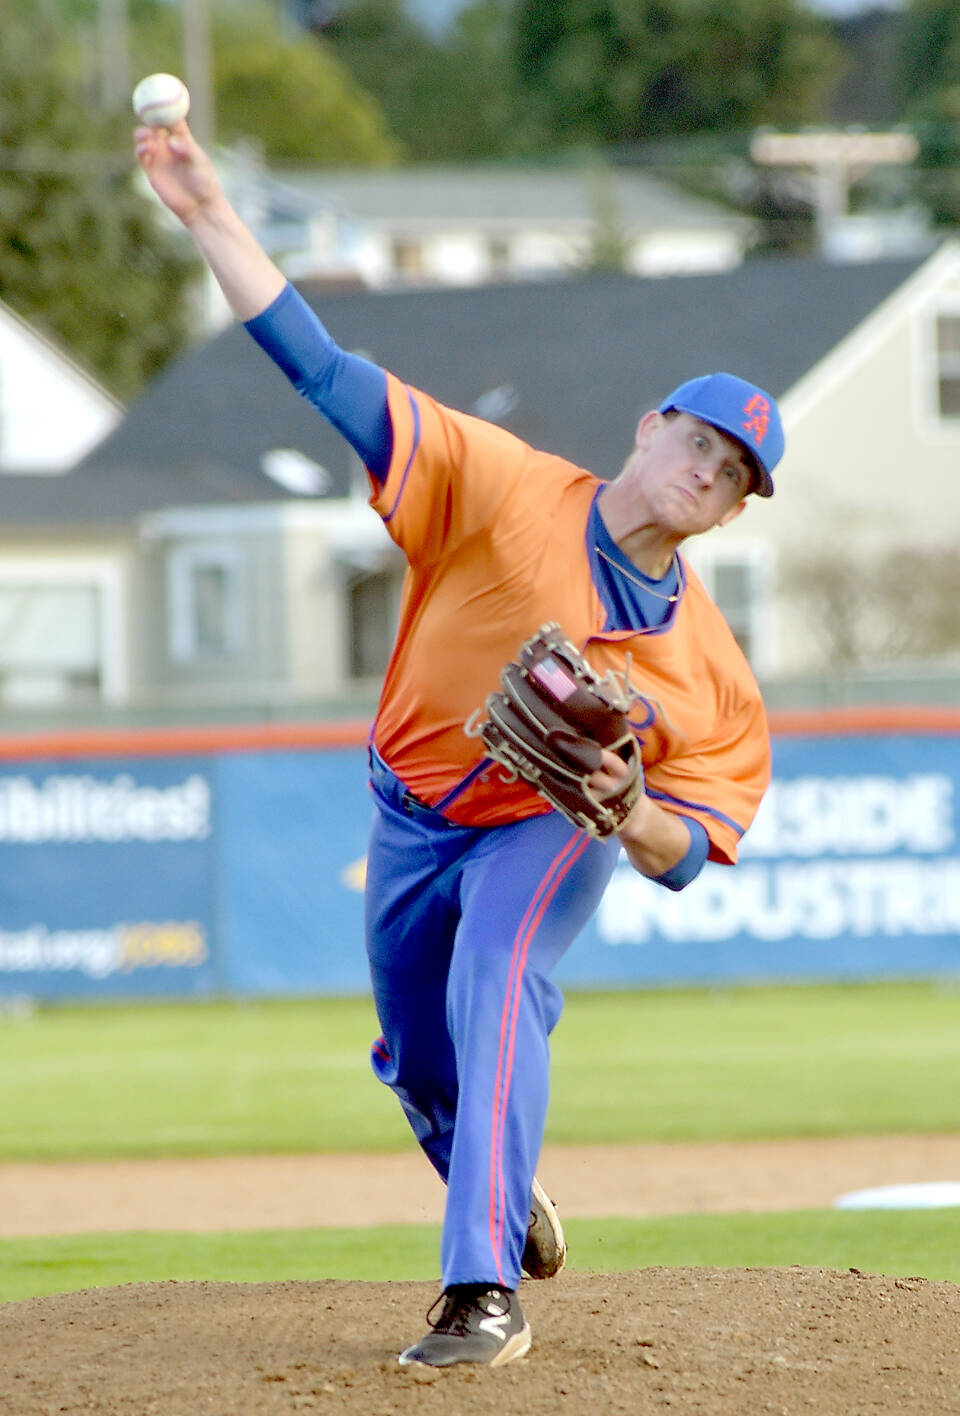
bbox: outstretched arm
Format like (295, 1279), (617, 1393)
(135, 119), (393, 478)
(135, 120), (285, 321)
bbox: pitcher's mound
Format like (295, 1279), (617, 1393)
(2, 1267), (958, 1414)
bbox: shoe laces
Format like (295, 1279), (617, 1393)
(426, 1286), (506, 1337)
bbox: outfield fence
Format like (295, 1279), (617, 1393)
(0, 707), (958, 1000)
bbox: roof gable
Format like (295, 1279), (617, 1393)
(0, 299), (121, 473)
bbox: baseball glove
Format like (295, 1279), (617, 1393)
(466, 622), (644, 838)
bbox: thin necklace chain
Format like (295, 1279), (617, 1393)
(594, 546), (682, 603)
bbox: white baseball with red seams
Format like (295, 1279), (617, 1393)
(132, 73), (190, 127)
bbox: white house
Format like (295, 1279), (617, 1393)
(0, 299), (121, 473)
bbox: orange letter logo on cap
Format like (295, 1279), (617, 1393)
(742, 394), (769, 446)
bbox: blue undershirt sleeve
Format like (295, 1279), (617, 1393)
(652, 816), (710, 892)
(244, 282), (393, 481)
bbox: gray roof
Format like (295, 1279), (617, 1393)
(275, 164), (751, 232)
(0, 252), (928, 526)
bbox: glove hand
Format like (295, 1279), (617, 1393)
(589, 747), (634, 799)
(467, 622), (646, 839)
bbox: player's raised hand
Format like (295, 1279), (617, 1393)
(134, 117), (286, 321)
(134, 121), (223, 227)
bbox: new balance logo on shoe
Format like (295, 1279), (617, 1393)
(398, 1285), (531, 1369)
(477, 1308), (511, 1341)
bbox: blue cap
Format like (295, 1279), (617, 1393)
(659, 372), (784, 497)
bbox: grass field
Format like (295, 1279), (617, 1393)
(5, 1208), (960, 1303)
(3, 981), (960, 1161)
(2, 980), (959, 1303)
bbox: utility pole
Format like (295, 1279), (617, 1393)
(98, 0), (130, 112)
(181, 0), (215, 148)
(751, 130), (920, 256)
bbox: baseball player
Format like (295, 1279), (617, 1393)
(136, 120), (783, 1371)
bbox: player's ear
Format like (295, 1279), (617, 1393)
(716, 499), (748, 529)
(634, 408), (662, 450)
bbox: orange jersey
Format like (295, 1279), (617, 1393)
(369, 375), (770, 864)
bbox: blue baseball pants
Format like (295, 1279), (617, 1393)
(365, 749), (620, 1290)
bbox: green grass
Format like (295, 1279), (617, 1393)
(1, 982), (959, 1160)
(5, 1208), (960, 1305)
(3, 982), (960, 1306)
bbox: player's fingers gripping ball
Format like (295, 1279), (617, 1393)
(132, 73), (190, 128)
(467, 623), (645, 838)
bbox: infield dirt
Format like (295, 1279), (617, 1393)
(3, 1267), (960, 1415)
(3, 1135), (960, 1414)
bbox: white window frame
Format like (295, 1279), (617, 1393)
(914, 295), (960, 433)
(684, 540), (778, 677)
(931, 306), (960, 422)
(0, 557), (127, 702)
(167, 542), (246, 663)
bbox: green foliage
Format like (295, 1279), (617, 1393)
(898, 0), (960, 107)
(3, 982), (960, 1163)
(214, 16), (401, 162)
(0, 2), (196, 399)
(117, 0), (400, 162)
(514, 0), (843, 146)
(322, 0), (520, 160)
(896, 0), (960, 225)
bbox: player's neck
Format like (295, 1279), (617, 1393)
(596, 482), (683, 579)
(596, 501), (680, 579)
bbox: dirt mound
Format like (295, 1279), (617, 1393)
(3, 1267), (958, 1415)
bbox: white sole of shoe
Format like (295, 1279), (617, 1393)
(397, 1321), (532, 1369)
(490, 1320), (532, 1367)
(524, 1176), (567, 1279)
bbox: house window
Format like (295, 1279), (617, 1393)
(391, 238), (424, 278)
(168, 544), (245, 662)
(0, 582), (102, 704)
(488, 236), (512, 275)
(935, 313), (960, 417)
(347, 569), (398, 679)
(689, 545), (776, 675)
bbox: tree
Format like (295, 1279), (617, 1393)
(895, 0), (960, 226)
(212, 14), (402, 162)
(321, 0), (527, 160)
(0, 3), (196, 399)
(10, 1), (403, 400)
(784, 544), (960, 667)
(514, 0), (842, 147)
(117, 0), (401, 163)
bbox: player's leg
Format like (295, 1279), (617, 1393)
(363, 787), (478, 1180)
(439, 812), (620, 1291)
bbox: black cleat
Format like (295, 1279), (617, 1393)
(397, 1285), (531, 1369)
(522, 1176), (567, 1280)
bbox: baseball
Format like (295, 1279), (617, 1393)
(132, 72), (190, 128)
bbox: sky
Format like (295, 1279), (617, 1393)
(406, 0), (903, 26)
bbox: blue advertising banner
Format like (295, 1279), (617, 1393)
(2, 727), (960, 1000)
(556, 732), (960, 988)
(215, 748), (372, 996)
(0, 756), (218, 999)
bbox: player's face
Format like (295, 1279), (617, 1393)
(624, 411), (755, 535)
